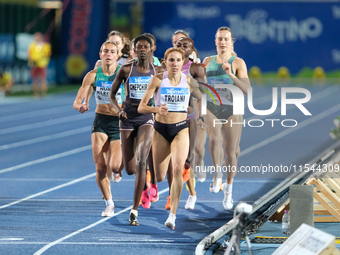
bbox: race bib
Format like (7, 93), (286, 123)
(206, 78), (232, 105)
(129, 76), (152, 99)
(160, 87), (189, 112)
(96, 80), (112, 104)
(96, 81), (124, 104)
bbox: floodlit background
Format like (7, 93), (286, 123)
(0, 0), (339, 88)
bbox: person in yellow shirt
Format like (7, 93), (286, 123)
(0, 71), (13, 96)
(27, 32), (51, 96)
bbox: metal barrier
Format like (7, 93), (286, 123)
(196, 140), (340, 255)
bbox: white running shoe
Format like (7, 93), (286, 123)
(185, 195), (197, 210)
(209, 178), (222, 193)
(112, 172), (122, 183)
(222, 183), (233, 210)
(165, 213), (176, 230)
(196, 161), (206, 182)
(101, 205), (114, 217)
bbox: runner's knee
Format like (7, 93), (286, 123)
(156, 170), (166, 182)
(172, 164), (182, 178)
(109, 159), (122, 174)
(225, 150), (237, 163)
(96, 164), (107, 178)
(210, 137), (222, 148)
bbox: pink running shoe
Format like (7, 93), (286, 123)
(149, 183), (159, 202)
(141, 189), (151, 209)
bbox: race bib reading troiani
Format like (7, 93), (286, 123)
(160, 87), (189, 112)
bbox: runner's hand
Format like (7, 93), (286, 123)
(197, 118), (207, 130)
(158, 103), (168, 115)
(119, 111), (127, 121)
(79, 104), (89, 113)
(222, 62), (232, 76)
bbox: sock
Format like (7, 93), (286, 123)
(131, 209), (138, 217)
(105, 198), (114, 207)
(169, 213), (176, 220)
(226, 183), (233, 193)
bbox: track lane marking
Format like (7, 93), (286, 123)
(0, 113), (94, 135)
(0, 127), (90, 151)
(0, 145), (91, 175)
(33, 188), (169, 255)
(0, 172), (96, 210)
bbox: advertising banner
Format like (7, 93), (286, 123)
(61, 0), (109, 82)
(144, 2), (340, 74)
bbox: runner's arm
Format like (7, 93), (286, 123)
(138, 75), (166, 115)
(73, 70), (96, 113)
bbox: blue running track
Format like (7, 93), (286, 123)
(0, 84), (339, 255)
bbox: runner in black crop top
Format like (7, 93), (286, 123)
(109, 35), (164, 226)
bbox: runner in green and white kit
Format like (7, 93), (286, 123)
(73, 41), (124, 217)
(202, 27), (250, 210)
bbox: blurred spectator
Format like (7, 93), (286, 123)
(0, 71), (13, 97)
(27, 32), (51, 97)
(126, 38), (137, 62)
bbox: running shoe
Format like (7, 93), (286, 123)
(209, 178), (223, 193)
(149, 183), (159, 202)
(129, 212), (140, 226)
(141, 188), (151, 209)
(101, 205), (114, 217)
(186, 177), (196, 191)
(222, 183), (233, 210)
(165, 213), (176, 230)
(184, 195), (197, 210)
(112, 172), (122, 183)
(196, 161), (206, 182)
(182, 166), (190, 183)
(165, 195), (171, 210)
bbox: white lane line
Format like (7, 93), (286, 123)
(0, 145), (91, 175)
(0, 95), (76, 108)
(0, 172), (96, 210)
(0, 97), (35, 106)
(240, 103), (340, 157)
(0, 238), (24, 241)
(1, 86), (335, 149)
(97, 237), (190, 241)
(0, 241), (197, 246)
(0, 178), (120, 182)
(0, 198), (254, 203)
(0, 105), (72, 123)
(0, 126), (90, 151)
(1, 100), (329, 207)
(1, 88), (335, 250)
(33, 188), (169, 255)
(0, 178), (278, 183)
(0, 113), (94, 135)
